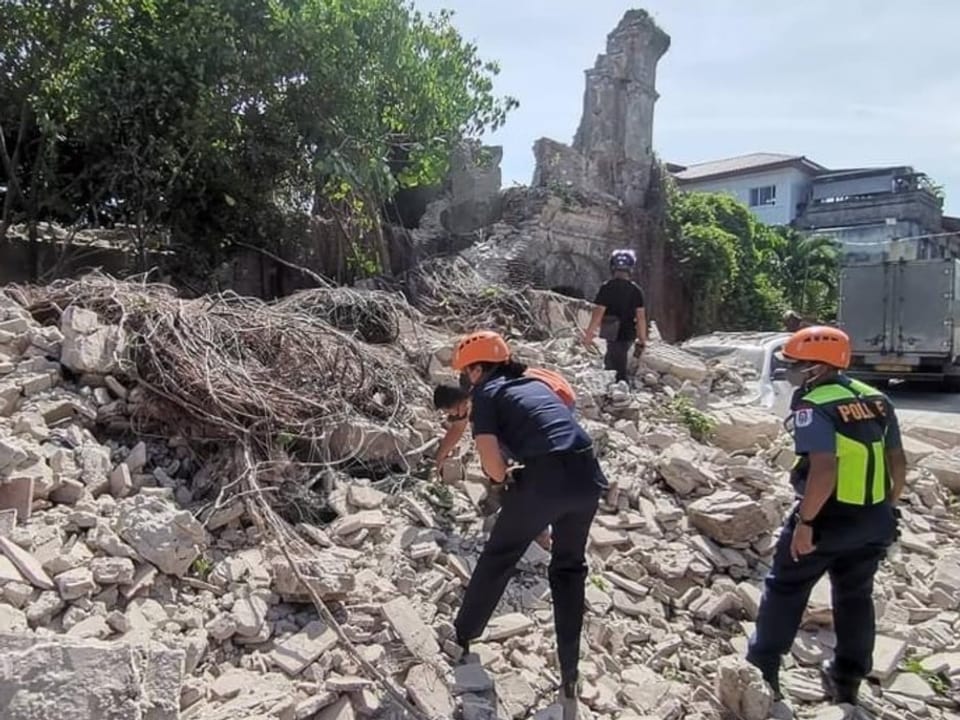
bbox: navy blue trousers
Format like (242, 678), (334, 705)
(747, 504), (896, 690)
(454, 450), (605, 683)
(604, 341), (631, 383)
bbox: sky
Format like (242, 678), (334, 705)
(411, 0), (960, 215)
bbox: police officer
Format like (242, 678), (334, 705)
(583, 249), (647, 383)
(450, 330), (606, 702)
(747, 326), (906, 704)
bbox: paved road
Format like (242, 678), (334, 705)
(888, 383), (960, 430)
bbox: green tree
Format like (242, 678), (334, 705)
(0, 0), (516, 277)
(768, 228), (839, 320)
(666, 186), (786, 335)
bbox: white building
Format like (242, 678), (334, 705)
(670, 153), (827, 226)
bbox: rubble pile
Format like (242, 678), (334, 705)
(0, 280), (959, 720)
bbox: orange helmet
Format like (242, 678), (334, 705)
(780, 326), (851, 369)
(451, 331), (511, 371)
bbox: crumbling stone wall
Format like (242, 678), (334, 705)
(394, 10), (688, 337)
(533, 9), (670, 206)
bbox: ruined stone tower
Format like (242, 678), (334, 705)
(533, 9), (670, 206)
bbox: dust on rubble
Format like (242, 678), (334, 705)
(0, 275), (959, 720)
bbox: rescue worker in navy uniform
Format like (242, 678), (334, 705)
(583, 249), (647, 383)
(449, 330), (606, 704)
(747, 326), (906, 704)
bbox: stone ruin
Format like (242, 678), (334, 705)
(532, 9), (671, 206)
(405, 9), (686, 339)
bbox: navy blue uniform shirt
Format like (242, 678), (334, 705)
(470, 373), (592, 461)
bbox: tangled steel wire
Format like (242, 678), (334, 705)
(403, 256), (546, 340)
(17, 273), (416, 459)
(274, 287), (406, 345)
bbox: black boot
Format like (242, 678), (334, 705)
(820, 660), (860, 705)
(454, 633), (471, 663)
(747, 656), (782, 701)
(562, 678), (579, 700)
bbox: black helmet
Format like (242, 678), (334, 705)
(610, 249), (637, 270)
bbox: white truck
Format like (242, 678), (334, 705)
(838, 257), (960, 389)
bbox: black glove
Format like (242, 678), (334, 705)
(893, 506), (902, 542)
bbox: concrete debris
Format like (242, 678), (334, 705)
(0, 632), (183, 720)
(116, 494), (206, 576)
(641, 342), (709, 384)
(268, 619), (337, 675)
(710, 407), (782, 452)
(716, 657), (775, 720)
(59, 306), (126, 375)
(381, 595), (440, 662)
(4, 202), (960, 720)
(405, 663), (454, 720)
(687, 490), (780, 545)
(658, 442), (716, 495)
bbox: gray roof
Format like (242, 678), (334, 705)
(672, 153), (827, 182)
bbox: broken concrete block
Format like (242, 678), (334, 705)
(657, 443), (716, 495)
(919, 452), (960, 493)
(687, 490), (780, 545)
(126, 442), (148, 473)
(501, 676), (538, 719)
(315, 695), (355, 720)
(231, 590), (271, 638)
(0, 536), (54, 590)
(382, 596), (440, 662)
(0, 509), (15, 538)
(405, 664), (453, 720)
(347, 484), (387, 510)
(485, 613), (534, 641)
(109, 463), (133, 498)
(715, 656), (774, 720)
(116, 494), (206, 576)
(0, 438), (27, 474)
(0, 605), (28, 633)
(90, 557), (136, 585)
(0, 476), (33, 523)
(55, 566), (97, 600)
(268, 620), (338, 676)
(870, 635), (908, 681)
(641, 342), (708, 383)
(332, 510), (387, 537)
(710, 407), (782, 452)
(59, 306), (125, 375)
(49, 478), (85, 505)
(79, 444), (111, 496)
(0, 632), (184, 720)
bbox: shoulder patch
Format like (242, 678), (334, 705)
(794, 408), (814, 428)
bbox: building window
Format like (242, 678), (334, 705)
(749, 185), (777, 207)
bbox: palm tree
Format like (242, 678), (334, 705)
(771, 229), (839, 318)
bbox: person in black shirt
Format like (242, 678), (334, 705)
(583, 249), (648, 383)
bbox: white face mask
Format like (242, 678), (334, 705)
(785, 363), (826, 388)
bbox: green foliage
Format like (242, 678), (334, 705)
(589, 575), (608, 592)
(0, 0), (516, 271)
(766, 228), (840, 321)
(665, 180), (839, 335)
(902, 656), (950, 695)
(191, 555), (213, 579)
(666, 185), (785, 334)
(669, 396), (715, 442)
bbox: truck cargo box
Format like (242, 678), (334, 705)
(838, 258), (960, 377)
